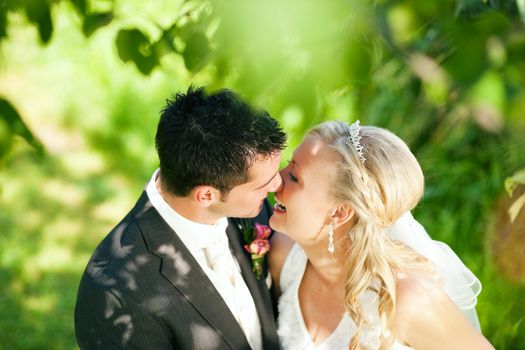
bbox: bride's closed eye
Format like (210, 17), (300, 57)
(285, 160), (299, 183)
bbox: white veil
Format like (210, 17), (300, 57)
(386, 212), (482, 330)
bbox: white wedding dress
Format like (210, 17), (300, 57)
(277, 244), (413, 350)
(277, 212), (482, 350)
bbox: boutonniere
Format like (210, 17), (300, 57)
(239, 221), (271, 279)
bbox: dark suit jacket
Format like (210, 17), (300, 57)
(74, 191), (280, 349)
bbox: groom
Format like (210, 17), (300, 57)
(74, 86), (286, 349)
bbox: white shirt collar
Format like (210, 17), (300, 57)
(145, 169), (229, 254)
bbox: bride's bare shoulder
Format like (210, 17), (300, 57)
(394, 270), (451, 346)
(393, 270), (494, 350)
(394, 270), (445, 321)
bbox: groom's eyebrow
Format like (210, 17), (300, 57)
(255, 171), (279, 190)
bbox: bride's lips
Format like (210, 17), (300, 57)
(273, 197), (287, 214)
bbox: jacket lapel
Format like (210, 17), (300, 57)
(226, 218), (280, 350)
(135, 195), (251, 350)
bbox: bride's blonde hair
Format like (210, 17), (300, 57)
(308, 121), (432, 349)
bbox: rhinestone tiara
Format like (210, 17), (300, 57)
(349, 120), (365, 164)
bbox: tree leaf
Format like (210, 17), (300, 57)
(509, 193), (525, 223)
(183, 31), (210, 72)
(24, 0), (53, 44)
(82, 12), (113, 37)
(70, 0), (87, 16)
(116, 28), (158, 75)
(0, 5), (7, 40)
(153, 23), (178, 57)
(0, 97), (43, 155)
(0, 114), (9, 157)
(505, 169), (525, 196)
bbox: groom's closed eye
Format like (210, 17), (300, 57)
(285, 160), (299, 183)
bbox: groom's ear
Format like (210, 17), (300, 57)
(331, 205), (354, 228)
(193, 185), (220, 208)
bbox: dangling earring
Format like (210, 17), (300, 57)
(328, 223), (335, 254)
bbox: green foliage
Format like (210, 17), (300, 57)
(116, 28), (158, 75)
(81, 11), (112, 37)
(506, 169), (525, 196)
(183, 30), (211, 72)
(0, 0), (524, 349)
(24, 0), (53, 43)
(0, 97), (43, 159)
(505, 169), (525, 222)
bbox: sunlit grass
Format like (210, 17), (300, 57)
(0, 5), (175, 349)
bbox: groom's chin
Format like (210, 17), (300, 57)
(238, 202), (264, 219)
(250, 203), (265, 218)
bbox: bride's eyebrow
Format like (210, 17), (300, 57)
(289, 159), (302, 176)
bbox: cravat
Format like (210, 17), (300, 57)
(203, 235), (235, 285)
(203, 234), (262, 350)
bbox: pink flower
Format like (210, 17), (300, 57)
(240, 221), (272, 279)
(254, 223), (271, 240)
(244, 238), (270, 256)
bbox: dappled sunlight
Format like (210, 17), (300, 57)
(0, 266), (82, 349)
(59, 151), (107, 175)
(91, 190), (137, 223)
(190, 323), (223, 347)
(158, 244), (192, 276)
(41, 179), (87, 208)
(33, 244), (74, 271)
(113, 314), (134, 345)
(143, 294), (171, 315)
(0, 106), (158, 349)
(17, 209), (45, 232)
(25, 294), (57, 314)
(43, 217), (84, 241)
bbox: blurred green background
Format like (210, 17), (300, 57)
(1, 0), (524, 349)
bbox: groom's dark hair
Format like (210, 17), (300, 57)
(155, 86), (287, 196)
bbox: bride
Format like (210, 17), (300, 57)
(268, 121), (494, 349)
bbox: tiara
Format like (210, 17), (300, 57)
(349, 120), (365, 164)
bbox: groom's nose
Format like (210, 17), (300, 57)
(268, 172), (283, 193)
